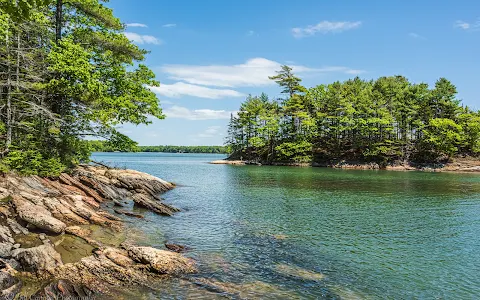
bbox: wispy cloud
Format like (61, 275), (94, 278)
(454, 20), (471, 30)
(126, 23), (148, 28)
(292, 21), (362, 38)
(160, 58), (364, 88)
(454, 19), (480, 31)
(163, 23), (177, 28)
(196, 126), (223, 138)
(124, 32), (161, 45)
(246, 30), (257, 37)
(408, 32), (426, 39)
(149, 83), (244, 99)
(163, 106), (237, 120)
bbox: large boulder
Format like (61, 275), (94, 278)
(11, 244), (63, 272)
(125, 245), (197, 275)
(11, 196), (66, 234)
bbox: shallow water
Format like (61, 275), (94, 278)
(91, 152), (480, 299)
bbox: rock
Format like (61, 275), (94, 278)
(0, 226), (14, 244)
(0, 206), (11, 218)
(11, 196), (66, 234)
(11, 244), (63, 272)
(6, 219), (28, 235)
(113, 200), (124, 207)
(0, 187), (9, 200)
(132, 193), (179, 216)
(209, 160), (245, 165)
(65, 226), (102, 248)
(12, 244), (19, 250)
(275, 264), (325, 281)
(103, 247), (134, 267)
(114, 209), (144, 219)
(0, 243), (13, 258)
(65, 226), (91, 238)
(125, 245), (197, 275)
(39, 233), (46, 240)
(59, 173), (104, 203)
(0, 270), (22, 299)
(165, 243), (187, 253)
(34, 279), (94, 299)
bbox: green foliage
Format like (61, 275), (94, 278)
(275, 141), (313, 162)
(0, 0), (164, 176)
(2, 150), (65, 176)
(87, 141), (228, 154)
(422, 118), (463, 158)
(227, 67), (479, 164)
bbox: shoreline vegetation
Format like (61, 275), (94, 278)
(210, 156), (480, 172)
(225, 66), (480, 169)
(0, 165), (197, 298)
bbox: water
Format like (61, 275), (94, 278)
(91, 152), (480, 299)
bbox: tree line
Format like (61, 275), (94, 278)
(87, 140), (227, 154)
(226, 66), (480, 165)
(0, 0), (163, 176)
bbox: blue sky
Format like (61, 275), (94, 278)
(109, 0), (479, 146)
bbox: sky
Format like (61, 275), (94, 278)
(108, 0), (479, 146)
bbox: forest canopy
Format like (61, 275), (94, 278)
(226, 66), (480, 165)
(0, 0), (163, 176)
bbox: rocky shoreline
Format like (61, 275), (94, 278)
(0, 165), (196, 299)
(210, 157), (480, 173)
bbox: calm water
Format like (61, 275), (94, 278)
(91, 152), (480, 299)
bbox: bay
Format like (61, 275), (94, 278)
(91, 152), (480, 299)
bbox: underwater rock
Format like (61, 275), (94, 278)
(125, 245), (197, 275)
(275, 264), (325, 281)
(164, 243), (187, 253)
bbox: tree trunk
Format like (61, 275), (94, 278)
(5, 25), (12, 152)
(55, 0), (63, 43)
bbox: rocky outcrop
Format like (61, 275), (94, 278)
(11, 243), (63, 273)
(12, 196), (67, 234)
(0, 165), (194, 298)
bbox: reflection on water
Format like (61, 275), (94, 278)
(92, 152), (480, 299)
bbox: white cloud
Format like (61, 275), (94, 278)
(163, 23), (177, 28)
(149, 82), (244, 99)
(246, 30), (256, 36)
(408, 32), (426, 39)
(164, 106), (236, 120)
(454, 19), (480, 31)
(292, 21), (362, 38)
(454, 20), (470, 30)
(124, 32), (161, 44)
(126, 23), (148, 28)
(160, 58), (363, 88)
(196, 126), (223, 138)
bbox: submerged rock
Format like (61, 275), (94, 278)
(125, 245), (197, 275)
(275, 264), (325, 281)
(165, 243), (187, 253)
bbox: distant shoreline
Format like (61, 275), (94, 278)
(210, 157), (480, 173)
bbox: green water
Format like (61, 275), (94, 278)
(92, 152), (480, 299)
